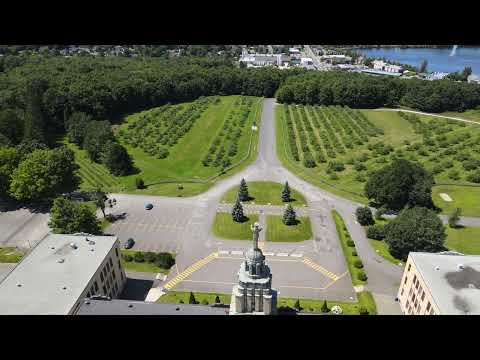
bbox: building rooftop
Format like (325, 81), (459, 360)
(0, 233), (119, 315)
(410, 252), (480, 315)
(77, 298), (229, 315)
(361, 69), (403, 77)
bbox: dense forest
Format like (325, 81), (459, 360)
(275, 71), (480, 113)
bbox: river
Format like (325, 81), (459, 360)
(354, 47), (480, 74)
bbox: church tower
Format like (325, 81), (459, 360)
(230, 222), (277, 315)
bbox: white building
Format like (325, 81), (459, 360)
(239, 53), (290, 68)
(321, 54), (352, 64)
(300, 57), (313, 66)
(468, 74), (480, 84)
(0, 233), (126, 315)
(373, 60), (403, 73)
(398, 252), (480, 315)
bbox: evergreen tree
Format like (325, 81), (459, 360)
(448, 207), (461, 228)
(238, 178), (249, 201)
(281, 181), (291, 202)
(294, 298), (301, 310)
(188, 292), (197, 304)
(283, 204), (297, 225)
(215, 295), (221, 304)
(231, 196), (245, 223)
(321, 300), (329, 313)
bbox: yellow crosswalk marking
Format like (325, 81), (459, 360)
(302, 257), (339, 281)
(163, 252), (218, 290)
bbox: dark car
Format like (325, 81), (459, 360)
(124, 238), (135, 249)
(145, 203), (153, 210)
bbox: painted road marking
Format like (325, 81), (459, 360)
(264, 252), (274, 256)
(231, 251), (243, 256)
(290, 253), (303, 258)
(163, 252), (218, 290)
(218, 250), (229, 255)
(277, 253), (289, 257)
(302, 257), (340, 281)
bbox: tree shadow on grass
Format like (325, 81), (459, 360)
(235, 215), (251, 224)
(277, 306), (299, 315)
(285, 219), (301, 226)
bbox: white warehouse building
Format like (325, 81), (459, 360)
(0, 233), (127, 315)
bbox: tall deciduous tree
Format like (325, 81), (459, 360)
(101, 141), (133, 176)
(385, 206), (446, 261)
(364, 159), (434, 211)
(238, 178), (249, 201)
(281, 181), (291, 202)
(0, 110), (24, 145)
(232, 196), (245, 223)
(0, 147), (21, 197)
(9, 146), (79, 201)
(48, 197), (101, 235)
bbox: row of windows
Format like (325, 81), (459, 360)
(86, 245), (124, 298)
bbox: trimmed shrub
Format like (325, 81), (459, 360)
(135, 177), (145, 189)
(357, 271), (368, 281)
(366, 224), (386, 240)
(321, 300), (329, 313)
(144, 251), (157, 263)
(201, 299), (209, 305)
(133, 251), (145, 263)
(122, 254), (133, 262)
(359, 306), (369, 315)
(154, 252), (175, 269)
(351, 250), (358, 256)
(347, 239), (355, 247)
(354, 259), (364, 269)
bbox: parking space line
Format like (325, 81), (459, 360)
(163, 252), (218, 290)
(302, 257), (340, 281)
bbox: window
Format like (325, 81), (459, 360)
(409, 287), (414, 297)
(109, 258), (113, 267)
(94, 281), (99, 292)
(106, 262), (110, 272)
(112, 271), (116, 281)
(421, 291), (425, 301)
(415, 281), (419, 290)
(413, 275), (417, 284)
(118, 260), (121, 270)
(100, 272), (104, 282)
(407, 264), (411, 272)
(426, 302), (431, 312)
(404, 276), (408, 284)
(102, 286), (106, 294)
(401, 288), (404, 296)
(115, 248), (119, 257)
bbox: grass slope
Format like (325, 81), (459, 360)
(212, 213), (259, 240)
(276, 105), (480, 216)
(0, 247), (24, 263)
(266, 215), (312, 242)
(446, 226), (480, 255)
(71, 96), (262, 197)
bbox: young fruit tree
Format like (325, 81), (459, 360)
(448, 207), (461, 228)
(356, 206), (375, 226)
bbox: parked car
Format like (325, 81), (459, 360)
(145, 203), (153, 210)
(124, 238), (135, 249)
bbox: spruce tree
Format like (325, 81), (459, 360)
(215, 295), (221, 304)
(238, 178), (249, 201)
(321, 300), (329, 313)
(281, 181), (291, 202)
(231, 196), (245, 223)
(283, 204), (297, 225)
(294, 298), (301, 310)
(188, 292), (197, 304)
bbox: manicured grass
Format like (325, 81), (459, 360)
(276, 104), (480, 217)
(265, 215), (312, 242)
(369, 239), (404, 265)
(432, 185), (480, 217)
(159, 290), (377, 315)
(332, 210), (367, 286)
(212, 213), (259, 240)
(70, 96), (263, 197)
(0, 247), (24, 263)
(446, 226), (480, 255)
(157, 291), (231, 305)
(120, 250), (173, 274)
(221, 181), (307, 206)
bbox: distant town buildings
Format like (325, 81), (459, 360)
(425, 72), (450, 81)
(468, 74), (480, 84)
(372, 60), (404, 73)
(398, 252), (480, 315)
(321, 54), (352, 65)
(0, 234), (126, 315)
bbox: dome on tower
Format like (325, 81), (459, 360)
(246, 247), (264, 263)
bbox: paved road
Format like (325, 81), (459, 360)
(377, 108), (480, 125)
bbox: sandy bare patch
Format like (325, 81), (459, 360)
(439, 193), (453, 202)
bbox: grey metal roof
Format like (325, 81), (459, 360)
(76, 299), (229, 315)
(0, 234), (119, 315)
(410, 252), (480, 315)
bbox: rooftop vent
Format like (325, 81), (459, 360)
(89, 240), (95, 245)
(62, 286), (67, 290)
(51, 246), (55, 250)
(435, 266), (440, 271)
(85, 300), (91, 305)
(58, 258), (65, 263)
(176, 307), (180, 311)
(457, 264), (465, 271)
(468, 283), (476, 289)
(70, 243), (77, 249)
(90, 248), (94, 252)
(16, 283), (22, 287)
(128, 304), (133, 308)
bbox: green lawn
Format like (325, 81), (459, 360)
(265, 215), (312, 242)
(0, 247), (24, 263)
(159, 290), (377, 315)
(446, 226), (480, 255)
(220, 181), (307, 206)
(332, 210), (367, 286)
(120, 250), (173, 274)
(432, 185), (480, 217)
(369, 239), (404, 265)
(70, 95), (263, 197)
(440, 109), (480, 123)
(212, 213), (259, 240)
(276, 104), (480, 217)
